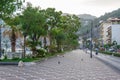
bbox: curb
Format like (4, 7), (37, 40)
(0, 62), (18, 65)
(95, 55), (120, 73)
(0, 62), (37, 66)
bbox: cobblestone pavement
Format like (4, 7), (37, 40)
(0, 49), (120, 80)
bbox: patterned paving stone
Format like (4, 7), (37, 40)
(0, 50), (120, 80)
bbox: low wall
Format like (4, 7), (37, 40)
(7, 52), (22, 59)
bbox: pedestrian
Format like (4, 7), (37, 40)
(58, 61), (60, 64)
(95, 48), (98, 55)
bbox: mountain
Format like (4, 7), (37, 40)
(77, 14), (96, 35)
(96, 8), (120, 24)
(78, 14), (96, 20)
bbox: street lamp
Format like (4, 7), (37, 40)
(0, 19), (3, 58)
(90, 20), (93, 58)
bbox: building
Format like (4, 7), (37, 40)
(99, 21), (111, 44)
(108, 24), (120, 45)
(100, 18), (120, 45)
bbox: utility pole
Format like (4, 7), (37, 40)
(90, 20), (93, 58)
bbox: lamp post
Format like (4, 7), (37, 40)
(90, 20), (93, 58)
(0, 19), (2, 58)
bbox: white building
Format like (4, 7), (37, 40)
(100, 18), (120, 45)
(111, 24), (120, 45)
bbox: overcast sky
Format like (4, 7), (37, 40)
(25, 0), (120, 17)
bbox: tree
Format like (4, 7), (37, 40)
(51, 28), (65, 52)
(19, 3), (46, 57)
(39, 9), (48, 50)
(0, 0), (24, 56)
(45, 8), (62, 52)
(58, 14), (81, 50)
(3, 17), (23, 52)
(0, 0), (24, 19)
(18, 4), (81, 56)
(112, 41), (117, 45)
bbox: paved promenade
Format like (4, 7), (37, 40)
(0, 49), (120, 80)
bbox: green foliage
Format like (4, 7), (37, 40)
(104, 44), (112, 48)
(57, 14), (80, 50)
(112, 41), (117, 45)
(114, 53), (120, 57)
(117, 45), (120, 49)
(0, 0), (81, 59)
(12, 58), (20, 60)
(48, 44), (58, 53)
(95, 8), (120, 25)
(0, 0), (24, 19)
(36, 48), (47, 57)
(100, 51), (120, 57)
(99, 51), (113, 55)
(4, 55), (7, 59)
(0, 57), (39, 62)
(11, 2), (81, 57)
(19, 3), (46, 55)
(51, 28), (66, 43)
(3, 16), (23, 52)
(0, 0), (24, 52)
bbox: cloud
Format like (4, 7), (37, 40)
(83, 0), (120, 7)
(24, 0), (120, 17)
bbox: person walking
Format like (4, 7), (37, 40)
(95, 48), (98, 55)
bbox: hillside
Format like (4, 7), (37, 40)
(78, 14), (96, 20)
(96, 8), (120, 24)
(77, 14), (96, 35)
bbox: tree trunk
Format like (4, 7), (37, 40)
(11, 30), (16, 52)
(32, 48), (36, 57)
(57, 41), (61, 52)
(32, 38), (36, 57)
(11, 40), (16, 52)
(43, 37), (47, 49)
(48, 35), (52, 52)
(23, 35), (26, 58)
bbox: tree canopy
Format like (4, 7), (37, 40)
(4, 2), (81, 57)
(0, 0), (24, 19)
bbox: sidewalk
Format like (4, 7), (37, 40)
(94, 52), (120, 71)
(86, 49), (120, 71)
(0, 49), (120, 80)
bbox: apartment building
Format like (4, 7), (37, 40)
(100, 18), (120, 45)
(99, 20), (112, 44)
(107, 24), (120, 45)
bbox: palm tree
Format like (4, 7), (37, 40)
(3, 16), (23, 52)
(3, 26), (23, 52)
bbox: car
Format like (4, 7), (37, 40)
(108, 48), (115, 52)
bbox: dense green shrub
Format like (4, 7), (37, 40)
(117, 45), (120, 49)
(36, 48), (47, 57)
(12, 58), (20, 60)
(114, 53), (120, 57)
(100, 51), (112, 55)
(99, 51), (120, 57)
